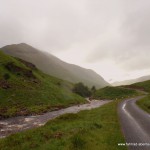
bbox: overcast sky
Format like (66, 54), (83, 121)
(0, 0), (150, 83)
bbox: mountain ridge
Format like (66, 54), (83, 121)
(112, 75), (150, 86)
(1, 43), (109, 88)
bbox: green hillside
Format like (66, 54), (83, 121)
(137, 95), (150, 114)
(1, 43), (109, 88)
(0, 51), (85, 118)
(126, 80), (150, 114)
(92, 86), (138, 100)
(125, 80), (150, 93)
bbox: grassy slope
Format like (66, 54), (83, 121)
(0, 100), (127, 150)
(2, 43), (109, 88)
(125, 80), (150, 93)
(137, 95), (150, 114)
(92, 86), (138, 100)
(0, 51), (85, 118)
(127, 80), (150, 113)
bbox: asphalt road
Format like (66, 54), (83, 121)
(0, 100), (111, 138)
(118, 96), (150, 150)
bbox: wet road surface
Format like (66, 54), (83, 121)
(118, 96), (150, 150)
(0, 100), (111, 138)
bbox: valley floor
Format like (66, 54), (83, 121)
(0, 100), (111, 138)
(0, 99), (127, 150)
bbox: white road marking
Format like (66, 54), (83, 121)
(122, 103), (126, 110)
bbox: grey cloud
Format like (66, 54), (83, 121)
(86, 0), (150, 71)
(0, 0), (150, 77)
(0, 0), (123, 51)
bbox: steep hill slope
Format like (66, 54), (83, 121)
(1, 43), (109, 88)
(0, 51), (85, 118)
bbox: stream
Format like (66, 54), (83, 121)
(0, 100), (111, 138)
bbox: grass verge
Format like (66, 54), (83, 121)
(0, 100), (127, 150)
(92, 86), (138, 100)
(125, 80), (150, 93)
(136, 95), (150, 114)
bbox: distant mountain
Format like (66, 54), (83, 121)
(112, 75), (150, 86)
(1, 43), (109, 88)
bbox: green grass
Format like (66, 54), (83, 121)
(125, 80), (150, 93)
(92, 86), (138, 100)
(137, 95), (150, 114)
(124, 80), (150, 114)
(0, 100), (127, 150)
(0, 51), (85, 118)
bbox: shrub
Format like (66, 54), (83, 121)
(73, 82), (91, 97)
(91, 86), (96, 93)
